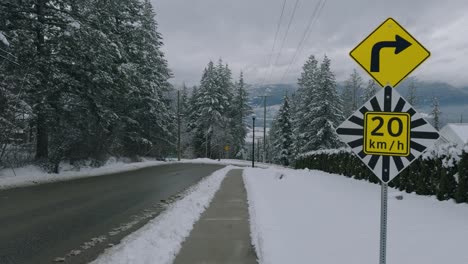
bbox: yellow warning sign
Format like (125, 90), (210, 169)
(364, 112), (410, 156)
(350, 18), (430, 87)
(224, 145), (230, 151)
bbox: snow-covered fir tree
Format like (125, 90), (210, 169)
(362, 79), (379, 102)
(188, 60), (236, 159)
(231, 72), (252, 158)
(431, 96), (441, 130)
(291, 55), (344, 153)
(292, 55), (320, 154)
(0, 0), (174, 170)
(342, 69), (363, 117)
(304, 55), (344, 150)
(178, 83), (192, 157)
(406, 79), (418, 106)
(271, 95), (293, 166)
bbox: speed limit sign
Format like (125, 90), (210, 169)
(336, 86), (439, 183)
(364, 112), (410, 156)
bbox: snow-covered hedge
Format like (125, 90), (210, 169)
(295, 144), (468, 203)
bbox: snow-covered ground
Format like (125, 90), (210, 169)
(91, 166), (233, 264)
(243, 167), (468, 264)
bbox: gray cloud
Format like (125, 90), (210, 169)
(153, 0), (468, 87)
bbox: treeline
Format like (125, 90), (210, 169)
(267, 55), (441, 167)
(295, 147), (468, 203)
(0, 0), (173, 171)
(269, 55), (348, 165)
(179, 61), (252, 159)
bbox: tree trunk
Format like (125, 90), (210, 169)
(35, 110), (48, 160)
(34, 0), (49, 160)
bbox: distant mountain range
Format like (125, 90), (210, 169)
(248, 78), (468, 126)
(248, 78), (468, 109)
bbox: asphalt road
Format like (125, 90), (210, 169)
(0, 163), (224, 264)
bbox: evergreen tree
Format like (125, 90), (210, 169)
(431, 96), (441, 130)
(304, 55), (344, 150)
(271, 95), (293, 166)
(293, 55), (320, 154)
(180, 83), (189, 116)
(406, 79), (418, 106)
(362, 79), (379, 102)
(341, 69), (363, 117)
(289, 91), (302, 158)
(0, 0), (175, 170)
(231, 72), (252, 158)
(455, 151), (468, 203)
(189, 60), (235, 158)
(177, 83), (191, 157)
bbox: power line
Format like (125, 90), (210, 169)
(269, 0), (300, 74)
(258, 0), (288, 87)
(280, 0), (325, 83)
(279, 0), (327, 84)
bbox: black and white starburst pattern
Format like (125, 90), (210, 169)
(336, 86), (439, 183)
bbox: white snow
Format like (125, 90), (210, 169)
(91, 166), (233, 264)
(441, 123), (468, 145)
(244, 167), (468, 264)
(0, 31), (9, 46)
(182, 158), (273, 168)
(0, 158), (170, 190)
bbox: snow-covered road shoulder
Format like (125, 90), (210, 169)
(91, 166), (234, 264)
(243, 167), (468, 264)
(0, 159), (171, 190)
(0, 158), (262, 190)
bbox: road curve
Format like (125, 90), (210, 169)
(0, 163), (224, 264)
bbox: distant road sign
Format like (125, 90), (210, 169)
(350, 18), (430, 87)
(336, 86), (439, 183)
(224, 145), (230, 151)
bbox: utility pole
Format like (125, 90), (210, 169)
(257, 138), (261, 162)
(258, 95), (269, 163)
(252, 115), (256, 167)
(263, 96), (266, 163)
(205, 130), (209, 158)
(177, 90), (181, 161)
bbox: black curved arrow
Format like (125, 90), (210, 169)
(370, 35), (412, 72)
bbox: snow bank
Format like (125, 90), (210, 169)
(0, 158), (171, 189)
(244, 167), (468, 264)
(299, 147), (352, 158)
(92, 166), (233, 264)
(183, 158), (275, 168)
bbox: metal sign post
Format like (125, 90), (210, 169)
(379, 182), (388, 264)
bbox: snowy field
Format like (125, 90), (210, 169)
(243, 167), (468, 264)
(92, 166), (233, 264)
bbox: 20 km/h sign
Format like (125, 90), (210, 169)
(336, 86), (439, 183)
(350, 18), (430, 87)
(364, 112), (410, 156)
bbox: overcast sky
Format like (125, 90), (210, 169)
(153, 0), (468, 87)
